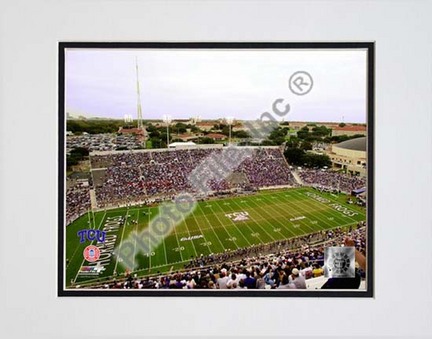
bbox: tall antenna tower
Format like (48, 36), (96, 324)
(135, 57), (143, 130)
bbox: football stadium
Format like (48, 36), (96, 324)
(65, 144), (367, 291)
(63, 48), (369, 292)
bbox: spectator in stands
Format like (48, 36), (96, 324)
(256, 273), (266, 289)
(298, 168), (365, 193)
(277, 273), (291, 289)
(289, 268), (307, 289)
(186, 275), (197, 289)
(312, 264), (324, 278)
(243, 270), (256, 289)
(216, 271), (229, 289)
(227, 273), (239, 289)
(66, 183), (91, 224)
(264, 270), (276, 288)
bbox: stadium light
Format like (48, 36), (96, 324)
(163, 115), (172, 148)
(124, 114), (133, 127)
(225, 117), (234, 145)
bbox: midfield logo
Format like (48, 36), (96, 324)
(225, 211), (250, 222)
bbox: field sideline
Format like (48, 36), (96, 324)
(65, 187), (366, 287)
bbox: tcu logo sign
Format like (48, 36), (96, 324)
(77, 229), (106, 243)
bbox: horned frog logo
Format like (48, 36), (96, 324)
(324, 247), (355, 278)
(328, 251), (351, 275)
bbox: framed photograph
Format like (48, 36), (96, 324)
(59, 42), (374, 297)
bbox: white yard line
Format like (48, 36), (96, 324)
(179, 213), (200, 259)
(270, 190), (363, 234)
(132, 209), (140, 271)
(113, 208), (130, 274)
(203, 202), (241, 249)
(258, 194), (318, 234)
(190, 208), (213, 254)
(171, 211), (185, 263)
(229, 198), (278, 243)
(240, 196), (298, 238)
(212, 199), (253, 247)
(148, 208), (152, 270)
(196, 203), (226, 250)
(160, 234), (169, 266)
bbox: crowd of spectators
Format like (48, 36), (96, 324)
(91, 147), (296, 207)
(298, 168), (365, 193)
(238, 148), (295, 187)
(67, 147), (366, 226)
(66, 183), (91, 224)
(86, 224), (366, 290)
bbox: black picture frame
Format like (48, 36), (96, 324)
(58, 42), (374, 297)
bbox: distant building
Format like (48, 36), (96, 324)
(168, 141), (197, 149)
(118, 127), (147, 140)
(196, 122), (216, 131)
(328, 137), (366, 177)
(206, 133), (227, 141)
(331, 125), (367, 137)
(176, 134), (202, 142)
(232, 123), (245, 131)
(280, 121), (340, 131)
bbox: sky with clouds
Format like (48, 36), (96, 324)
(65, 48), (367, 123)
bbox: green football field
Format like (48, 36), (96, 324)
(65, 187), (366, 287)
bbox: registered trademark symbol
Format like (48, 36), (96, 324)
(289, 71), (313, 96)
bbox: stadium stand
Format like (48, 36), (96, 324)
(66, 183), (91, 225)
(65, 146), (367, 224)
(90, 147), (297, 208)
(297, 168), (365, 193)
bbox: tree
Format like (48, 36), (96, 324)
(339, 122), (346, 127)
(149, 130), (161, 138)
(197, 137), (215, 144)
(266, 127), (288, 145)
(150, 137), (162, 149)
(66, 155), (79, 168)
(233, 130), (250, 139)
(174, 122), (187, 134)
(284, 147), (305, 165)
(146, 124), (157, 133)
(66, 119), (125, 134)
(311, 125), (331, 138)
(302, 153), (332, 168)
(301, 141), (313, 151)
(221, 126), (230, 136)
(261, 139), (275, 146)
(297, 126), (310, 140)
(71, 147), (89, 156)
(160, 132), (171, 143)
(286, 136), (300, 148)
